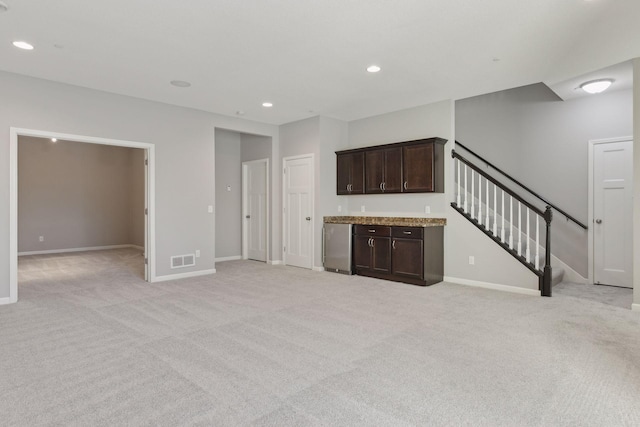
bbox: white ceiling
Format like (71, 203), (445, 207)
(0, 0), (637, 125)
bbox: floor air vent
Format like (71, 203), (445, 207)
(171, 254), (196, 269)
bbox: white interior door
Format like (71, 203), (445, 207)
(243, 159), (268, 262)
(283, 155), (313, 269)
(593, 140), (633, 288)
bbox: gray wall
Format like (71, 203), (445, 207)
(18, 137), (144, 252)
(0, 70), (279, 299)
(241, 134), (272, 163)
(456, 84), (633, 276)
(214, 129), (242, 258)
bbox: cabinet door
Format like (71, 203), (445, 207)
(383, 147), (403, 193)
(336, 153), (352, 195)
(392, 238), (424, 279)
(403, 143), (433, 192)
(353, 235), (372, 269)
(350, 152), (365, 194)
(371, 236), (391, 273)
(365, 150), (384, 193)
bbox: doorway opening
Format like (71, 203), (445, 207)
(9, 128), (156, 304)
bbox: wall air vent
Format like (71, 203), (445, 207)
(171, 254), (196, 269)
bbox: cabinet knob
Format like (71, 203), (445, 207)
(245, 215), (251, 219)
(595, 219), (602, 224)
(403, 181), (408, 190)
(392, 240), (396, 249)
(306, 217), (311, 221)
(379, 182), (383, 191)
(403, 231), (411, 235)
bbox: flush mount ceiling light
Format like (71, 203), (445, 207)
(262, 102), (273, 108)
(170, 80), (191, 88)
(50, 138), (57, 143)
(366, 65), (381, 73)
(580, 79), (613, 94)
(12, 41), (34, 50)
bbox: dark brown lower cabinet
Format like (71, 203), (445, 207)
(353, 224), (443, 286)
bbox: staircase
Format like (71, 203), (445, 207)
(451, 142), (588, 297)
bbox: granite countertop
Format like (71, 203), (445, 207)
(324, 216), (446, 227)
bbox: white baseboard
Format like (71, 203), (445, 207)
(632, 303), (640, 312)
(215, 255), (242, 262)
(444, 276), (541, 297)
(313, 266), (325, 272)
(268, 260), (283, 265)
(0, 296), (17, 305)
(18, 244), (143, 256)
(153, 269), (216, 282)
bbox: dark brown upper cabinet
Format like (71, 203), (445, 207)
(336, 152), (364, 195)
(336, 137), (447, 195)
(365, 147), (402, 193)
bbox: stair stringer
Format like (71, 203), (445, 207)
(444, 205), (540, 295)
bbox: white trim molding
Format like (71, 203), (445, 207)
(18, 244), (143, 256)
(312, 266), (325, 272)
(444, 276), (541, 297)
(153, 269), (216, 282)
(268, 260), (283, 265)
(215, 255), (242, 262)
(0, 296), (17, 306)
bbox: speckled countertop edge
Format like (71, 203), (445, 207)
(324, 216), (446, 227)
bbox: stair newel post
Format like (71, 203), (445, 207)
(542, 206), (553, 297)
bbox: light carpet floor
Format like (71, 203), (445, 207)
(2, 248), (640, 426)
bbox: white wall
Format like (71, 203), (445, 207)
(0, 71), (278, 300)
(455, 84), (633, 277)
(241, 134), (272, 163)
(214, 129), (242, 259)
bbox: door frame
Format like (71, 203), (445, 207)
(587, 136), (633, 286)
(242, 158), (270, 262)
(8, 127), (156, 304)
(282, 153), (315, 268)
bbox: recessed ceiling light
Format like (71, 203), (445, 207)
(170, 80), (191, 88)
(580, 79), (613, 94)
(51, 138), (57, 143)
(12, 41), (34, 50)
(367, 65), (381, 73)
(0, 1), (9, 12)
(262, 102), (273, 108)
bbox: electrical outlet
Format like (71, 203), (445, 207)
(338, 205), (342, 213)
(39, 236), (44, 242)
(469, 256), (475, 265)
(208, 205), (213, 213)
(226, 185), (231, 192)
(361, 205), (366, 212)
(195, 250), (200, 258)
(424, 205), (431, 214)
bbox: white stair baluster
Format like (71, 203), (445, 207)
(526, 208), (531, 263)
(477, 175), (482, 225)
(509, 196), (513, 248)
(471, 170), (475, 219)
(518, 202), (522, 256)
(535, 215), (540, 270)
(464, 165), (468, 212)
(492, 183), (496, 235)
(501, 190), (505, 241)
(485, 178), (489, 227)
(456, 159), (461, 207)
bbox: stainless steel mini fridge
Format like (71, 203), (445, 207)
(322, 223), (353, 274)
